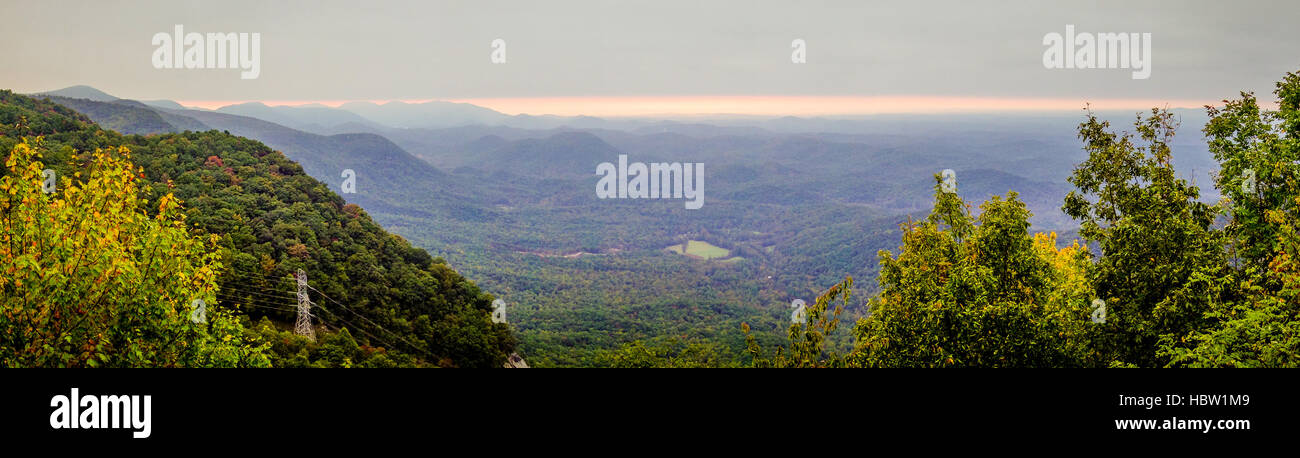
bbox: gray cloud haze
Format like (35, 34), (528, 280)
(1, 0), (1296, 108)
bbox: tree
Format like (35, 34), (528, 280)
(745, 276), (851, 368)
(1160, 70), (1300, 367)
(849, 178), (1097, 367)
(0, 138), (269, 367)
(1062, 108), (1233, 367)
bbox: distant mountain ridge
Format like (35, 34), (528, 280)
(338, 100), (511, 128)
(215, 102), (381, 134)
(468, 131), (622, 179)
(31, 91), (479, 219)
(32, 85), (118, 102)
(41, 95), (208, 135)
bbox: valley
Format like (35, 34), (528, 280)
(23, 86), (1221, 367)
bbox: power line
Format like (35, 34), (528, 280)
(223, 273), (296, 289)
(308, 300), (407, 353)
(216, 283), (294, 301)
(219, 284), (296, 302)
(215, 295), (295, 312)
(306, 285), (434, 360)
(225, 270), (296, 283)
(218, 270), (439, 361)
(223, 274), (296, 286)
(227, 301), (295, 314)
(215, 287), (293, 304)
(307, 286), (418, 344)
(216, 291), (290, 305)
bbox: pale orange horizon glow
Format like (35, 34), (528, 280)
(172, 95), (1219, 117)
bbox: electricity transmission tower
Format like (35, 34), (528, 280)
(295, 269), (315, 341)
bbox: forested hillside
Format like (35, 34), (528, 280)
(0, 90), (515, 367)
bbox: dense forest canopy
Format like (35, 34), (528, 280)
(0, 90), (515, 368)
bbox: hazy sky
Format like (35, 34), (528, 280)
(1, 0), (1296, 115)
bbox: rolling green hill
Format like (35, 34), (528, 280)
(0, 89), (516, 367)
